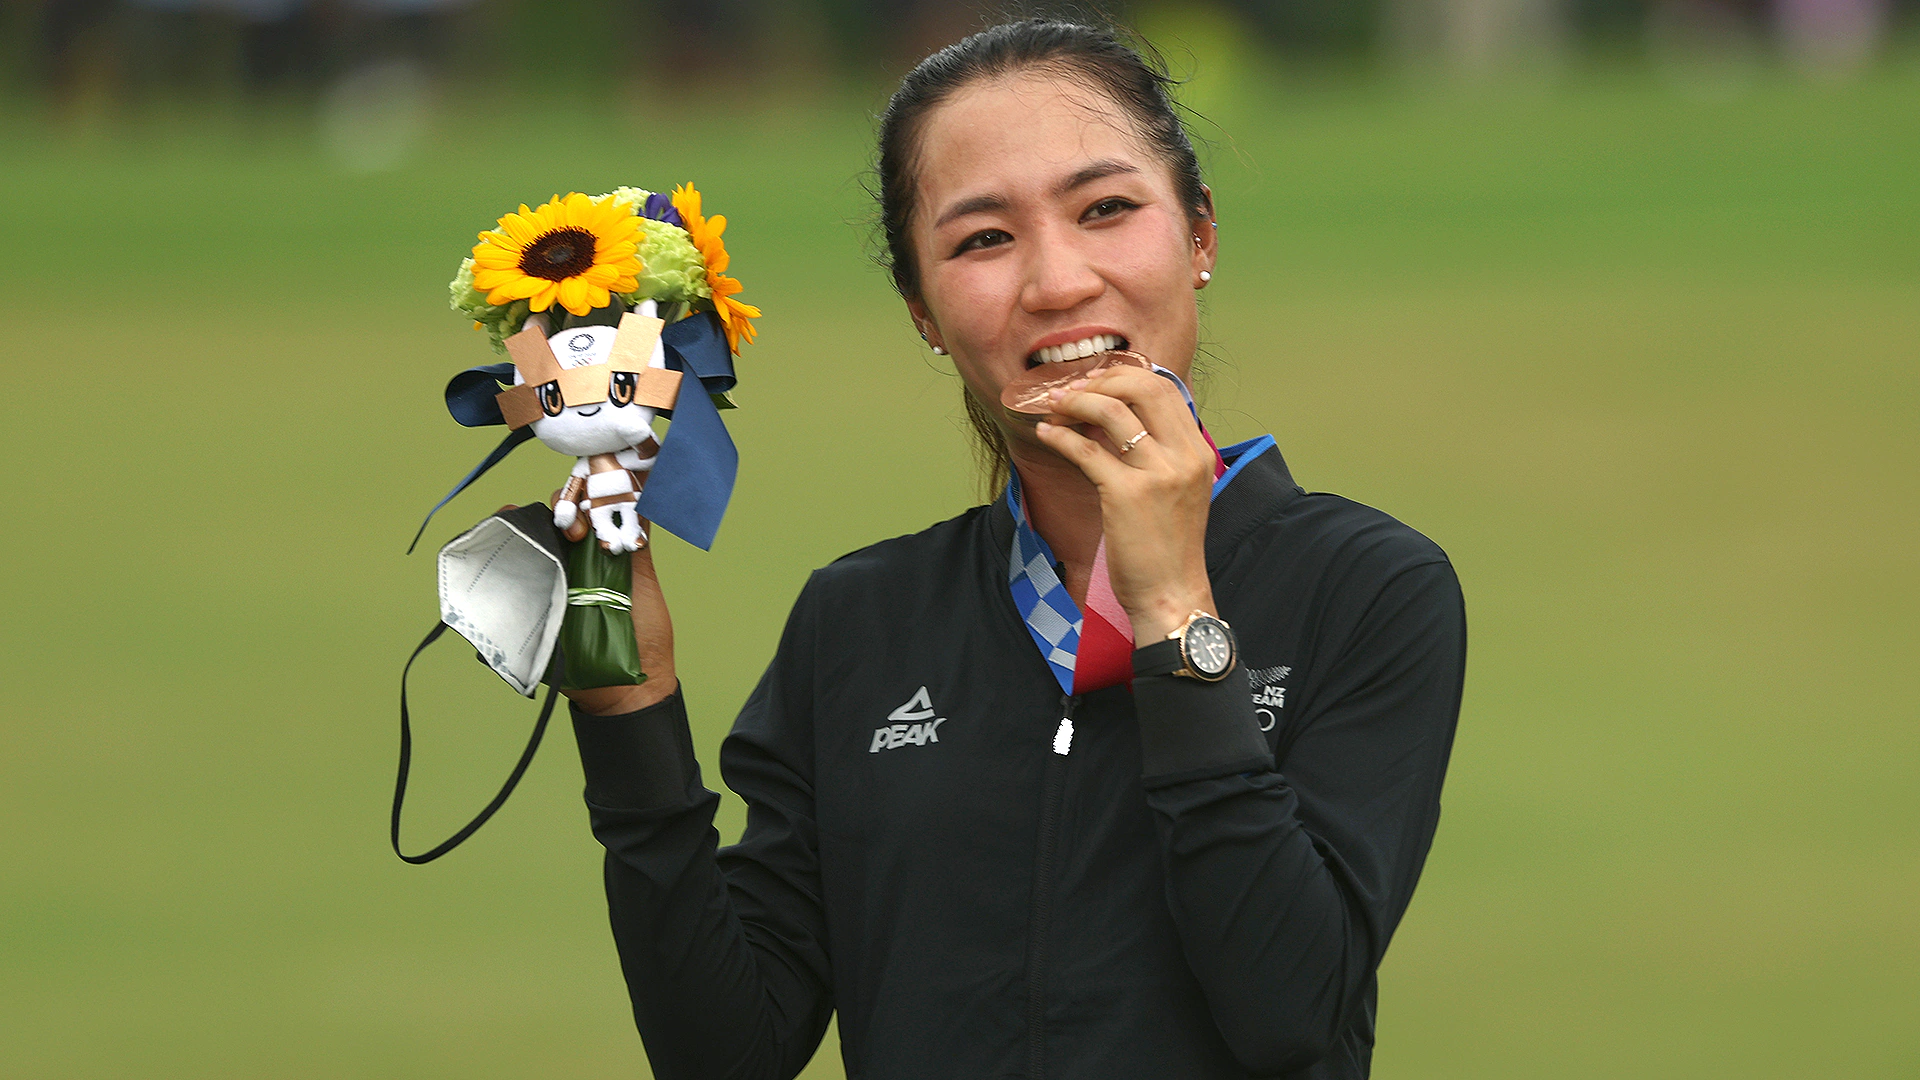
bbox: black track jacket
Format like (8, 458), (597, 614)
(570, 441), (1466, 1080)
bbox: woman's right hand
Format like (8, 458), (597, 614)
(503, 501), (680, 716)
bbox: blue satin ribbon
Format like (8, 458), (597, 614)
(637, 311), (737, 551)
(408, 311), (740, 553)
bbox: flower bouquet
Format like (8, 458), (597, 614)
(392, 183), (760, 863)
(416, 183), (759, 695)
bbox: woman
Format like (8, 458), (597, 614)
(563, 19), (1465, 1080)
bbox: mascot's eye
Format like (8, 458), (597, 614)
(610, 371), (638, 407)
(538, 381), (565, 417)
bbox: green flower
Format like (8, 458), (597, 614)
(450, 257), (526, 352)
(605, 186), (652, 211)
(622, 220), (710, 306)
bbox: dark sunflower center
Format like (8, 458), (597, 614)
(519, 227), (598, 281)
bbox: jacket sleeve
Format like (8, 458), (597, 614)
(1133, 559), (1466, 1075)
(570, 577), (831, 1080)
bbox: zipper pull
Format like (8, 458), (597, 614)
(1052, 694), (1078, 756)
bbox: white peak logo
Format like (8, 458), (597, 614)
(871, 687), (945, 752)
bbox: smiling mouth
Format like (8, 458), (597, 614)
(1027, 334), (1127, 368)
(575, 406), (602, 417)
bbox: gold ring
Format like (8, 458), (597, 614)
(1119, 429), (1151, 454)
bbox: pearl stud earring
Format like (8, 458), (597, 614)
(1198, 270), (1212, 284)
(931, 344), (947, 355)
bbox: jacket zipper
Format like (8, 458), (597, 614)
(1025, 692), (1077, 1079)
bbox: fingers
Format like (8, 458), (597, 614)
(1035, 365), (1214, 492)
(1040, 368), (1203, 460)
(1034, 417), (1132, 487)
(1041, 379), (1156, 459)
(1076, 366), (1209, 457)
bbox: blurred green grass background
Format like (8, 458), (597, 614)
(2, 61), (1917, 1079)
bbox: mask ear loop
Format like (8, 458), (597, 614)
(391, 624), (561, 864)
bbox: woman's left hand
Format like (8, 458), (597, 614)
(1034, 365), (1217, 642)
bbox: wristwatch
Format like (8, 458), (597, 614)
(1132, 610), (1238, 682)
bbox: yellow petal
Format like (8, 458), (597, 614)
(528, 280), (559, 312)
(526, 198), (562, 232)
(580, 264), (619, 287)
(671, 184), (701, 226)
(601, 218), (640, 246)
(557, 276), (592, 315)
(486, 274), (545, 304)
(497, 213), (540, 246)
(472, 246), (520, 269)
(708, 214), (726, 239)
(471, 266), (514, 289)
(588, 197), (628, 234)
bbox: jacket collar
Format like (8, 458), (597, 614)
(1204, 437), (1300, 566)
(984, 438), (1301, 568)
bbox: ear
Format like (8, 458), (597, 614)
(1190, 184), (1218, 281)
(904, 296), (947, 354)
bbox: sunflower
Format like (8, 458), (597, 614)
(469, 192), (642, 318)
(671, 183), (761, 354)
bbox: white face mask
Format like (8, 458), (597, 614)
(436, 504), (569, 697)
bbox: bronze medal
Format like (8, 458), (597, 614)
(1000, 350), (1152, 420)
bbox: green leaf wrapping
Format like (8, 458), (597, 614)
(546, 537), (646, 690)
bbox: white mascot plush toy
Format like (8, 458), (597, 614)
(495, 300), (685, 555)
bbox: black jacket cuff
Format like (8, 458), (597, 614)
(570, 690), (698, 809)
(1132, 666), (1273, 787)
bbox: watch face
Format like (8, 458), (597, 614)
(1185, 618), (1233, 677)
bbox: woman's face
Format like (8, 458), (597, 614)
(905, 71), (1215, 452)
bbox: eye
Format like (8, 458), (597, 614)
(609, 371), (637, 407)
(953, 229), (1012, 256)
(538, 381), (565, 417)
(1082, 197), (1138, 222)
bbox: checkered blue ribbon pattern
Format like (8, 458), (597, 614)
(1007, 469), (1083, 695)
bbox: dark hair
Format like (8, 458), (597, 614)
(877, 18), (1209, 299)
(874, 18), (1212, 495)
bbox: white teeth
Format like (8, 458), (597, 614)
(1034, 334), (1122, 364)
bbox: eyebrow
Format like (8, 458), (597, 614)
(933, 193), (1009, 230)
(931, 159), (1143, 230)
(1056, 159), (1140, 195)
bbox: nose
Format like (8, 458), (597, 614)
(1018, 229), (1103, 314)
